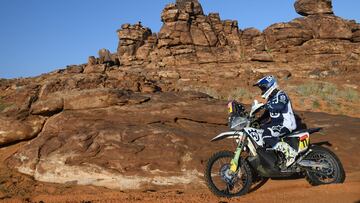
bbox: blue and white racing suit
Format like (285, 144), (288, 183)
(261, 90), (297, 147)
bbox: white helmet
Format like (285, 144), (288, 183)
(253, 75), (278, 100)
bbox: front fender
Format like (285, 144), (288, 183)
(211, 131), (243, 142)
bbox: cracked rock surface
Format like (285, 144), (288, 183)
(6, 91), (230, 189)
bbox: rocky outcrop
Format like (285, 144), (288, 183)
(31, 97), (63, 116)
(109, 0), (359, 81)
(7, 91), (228, 189)
(294, 0), (333, 16)
(116, 0), (241, 67)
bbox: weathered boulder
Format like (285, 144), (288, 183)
(251, 52), (274, 62)
(31, 97), (63, 116)
(208, 13), (223, 33)
(158, 21), (192, 48)
(302, 15), (353, 40)
(190, 24), (209, 46)
(301, 39), (347, 55)
(88, 56), (97, 65)
(264, 21), (313, 49)
(63, 89), (132, 110)
(0, 84), (40, 119)
(349, 22), (360, 42)
(35, 88), (153, 114)
(64, 65), (83, 74)
(0, 116), (46, 146)
(176, 0), (204, 16)
(198, 22), (218, 46)
(158, 70), (181, 79)
(294, 0), (333, 16)
(37, 74), (108, 100)
(353, 30), (360, 42)
(83, 64), (106, 74)
(161, 4), (179, 23)
(241, 28), (262, 47)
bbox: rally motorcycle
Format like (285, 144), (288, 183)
(204, 100), (345, 198)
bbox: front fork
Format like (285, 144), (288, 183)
(229, 135), (246, 173)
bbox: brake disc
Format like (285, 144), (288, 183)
(220, 164), (236, 185)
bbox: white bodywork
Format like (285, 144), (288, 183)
(211, 131), (243, 142)
(243, 127), (265, 146)
(211, 131), (258, 157)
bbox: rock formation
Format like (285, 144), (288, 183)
(109, 0), (359, 88)
(114, 0), (244, 68)
(0, 0), (359, 192)
(7, 91), (229, 189)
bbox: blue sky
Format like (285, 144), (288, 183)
(0, 0), (359, 79)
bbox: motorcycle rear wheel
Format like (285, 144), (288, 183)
(204, 151), (252, 198)
(305, 145), (345, 186)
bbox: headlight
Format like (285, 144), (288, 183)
(230, 116), (248, 130)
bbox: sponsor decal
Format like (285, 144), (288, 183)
(299, 134), (310, 151)
(247, 129), (260, 142)
(279, 94), (287, 103)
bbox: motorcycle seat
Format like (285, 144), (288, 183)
(279, 128), (322, 138)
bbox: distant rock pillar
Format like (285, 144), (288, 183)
(176, 0), (203, 15)
(117, 23), (152, 66)
(98, 48), (112, 64)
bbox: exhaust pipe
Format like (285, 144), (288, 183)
(297, 160), (329, 169)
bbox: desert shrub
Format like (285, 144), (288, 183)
(339, 88), (359, 102)
(318, 83), (337, 104)
(312, 99), (320, 109)
(296, 82), (359, 107)
(297, 82), (320, 97)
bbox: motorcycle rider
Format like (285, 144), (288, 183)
(253, 75), (297, 168)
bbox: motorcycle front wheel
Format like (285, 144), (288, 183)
(204, 151), (252, 198)
(305, 145), (345, 186)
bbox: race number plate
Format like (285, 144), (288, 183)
(298, 133), (310, 151)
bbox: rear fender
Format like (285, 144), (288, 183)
(311, 142), (332, 147)
(308, 128), (323, 134)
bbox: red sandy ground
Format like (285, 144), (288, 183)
(3, 176), (360, 203)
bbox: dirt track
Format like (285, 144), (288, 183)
(2, 173), (360, 203)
